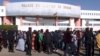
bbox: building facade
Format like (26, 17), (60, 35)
(0, 0), (100, 31)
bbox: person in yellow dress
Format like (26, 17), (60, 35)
(96, 30), (100, 54)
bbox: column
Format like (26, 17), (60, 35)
(82, 19), (86, 27)
(16, 16), (24, 30)
(20, 16), (23, 26)
(55, 16), (58, 26)
(69, 18), (75, 28)
(10, 17), (13, 25)
(16, 16), (24, 26)
(16, 16), (23, 30)
(0, 17), (2, 25)
(75, 18), (81, 29)
(3, 0), (9, 25)
(16, 17), (21, 26)
(36, 16), (39, 26)
(3, 16), (11, 25)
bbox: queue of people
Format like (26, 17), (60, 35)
(0, 27), (100, 56)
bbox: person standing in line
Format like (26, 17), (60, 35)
(76, 30), (81, 55)
(0, 31), (3, 52)
(43, 29), (53, 54)
(7, 29), (15, 52)
(71, 30), (78, 55)
(52, 30), (59, 52)
(96, 30), (100, 55)
(32, 30), (37, 52)
(33, 31), (39, 52)
(82, 27), (93, 56)
(63, 28), (73, 56)
(90, 28), (95, 56)
(2, 30), (8, 48)
(25, 27), (32, 56)
(38, 29), (44, 53)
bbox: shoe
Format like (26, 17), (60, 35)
(26, 53), (29, 55)
(8, 50), (11, 52)
(26, 54), (32, 56)
(55, 49), (58, 52)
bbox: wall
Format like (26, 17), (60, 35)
(81, 10), (100, 19)
(0, 6), (6, 16)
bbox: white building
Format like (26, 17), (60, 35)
(0, 6), (6, 25)
(0, 1), (100, 31)
(81, 10), (100, 31)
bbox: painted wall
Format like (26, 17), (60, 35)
(6, 2), (80, 17)
(81, 10), (100, 19)
(0, 6), (6, 16)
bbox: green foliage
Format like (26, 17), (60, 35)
(0, 25), (17, 31)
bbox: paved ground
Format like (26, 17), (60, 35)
(0, 48), (63, 56)
(0, 47), (100, 56)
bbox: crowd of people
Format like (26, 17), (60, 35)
(0, 27), (100, 56)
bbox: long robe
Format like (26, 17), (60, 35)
(16, 38), (25, 51)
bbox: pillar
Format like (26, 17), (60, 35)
(16, 16), (24, 26)
(20, 16), (23, 26)
(36, 16), (39, 26)
(10, 17), (13, 25)
(82, 19), (86, 27)
(69, 18), (75, 28)
(55, 16), (58, 26)
(16, 16), (23, 30)
(75, 18), (81, 29)
(3, 0), (10, 25)
(16, 17), (21, 26)
(3, 16), (11, 25)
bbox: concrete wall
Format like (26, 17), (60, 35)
(0, 6), (6, 16)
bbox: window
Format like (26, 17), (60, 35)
(58, 17), (69, 26)
(39, 17), (55, 26)
(85, 19), (100, 26)
(22, 17), (36, 26)
(94, 13), (96, 15)
(81, 13), (82, 15)
(93, 24), (100, 26)
(22, 23), (36, 25)
(92, 13), (94, 15)
(81, 13), (84, 15)
(88, 13), (90, 15)
(89, 13), (91, 15)
(58, 24), (69, 26)
(98, 13), (100, 15)
(1, 9), (3, 12)
(85, 24), (92, 26)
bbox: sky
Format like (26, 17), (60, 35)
(0, 0), (100, 10)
